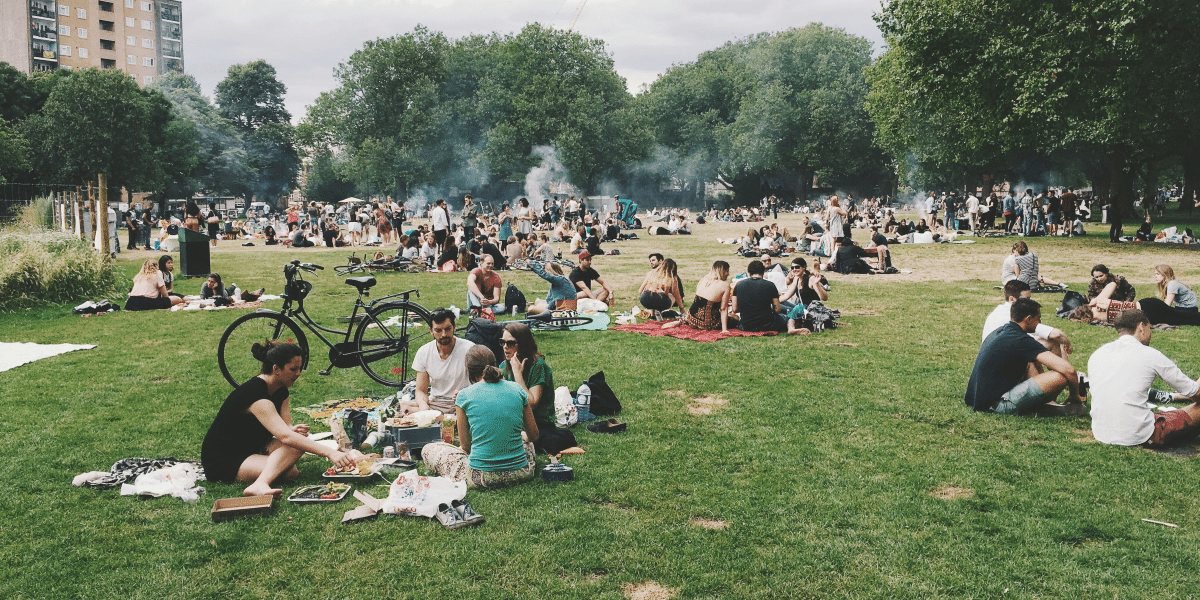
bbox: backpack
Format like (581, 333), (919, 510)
(582, 371), (621, 416)
(1057, 290), (1087, 319)
(504, 283), (527, 314)
(463, 317), (505, 364)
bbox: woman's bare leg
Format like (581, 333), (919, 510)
(237, 439), (302, 497)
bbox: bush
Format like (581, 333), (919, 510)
(11, 196), (54, 230)
(0, 228), (129, 311)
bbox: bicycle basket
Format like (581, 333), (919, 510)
(285, 279), (313, 300)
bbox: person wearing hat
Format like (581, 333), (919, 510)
(569, 251), (613, 304)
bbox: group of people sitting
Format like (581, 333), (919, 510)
(124, 255), (263, 311)
(968, 272), (1200, 451)
(203, 311), (558, 501)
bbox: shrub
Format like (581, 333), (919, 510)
(0, 227), (129, 311)
(11, 196), (54, 230)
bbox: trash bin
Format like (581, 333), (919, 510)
(178, 227), (211, 276)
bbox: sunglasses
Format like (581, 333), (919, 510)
(501, 339), (518, 347)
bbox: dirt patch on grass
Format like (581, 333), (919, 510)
(687, 394), (728, 415)
(1072, 428), (1095, 443)
(824, 342), (859, 347)
(623, 581), (680, 600)
(843, 310), (882, 316)
(152, 376), (171, 383)
(690, 517), (729, 530)
(930, 485), (974, 500)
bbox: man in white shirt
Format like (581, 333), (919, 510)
(923, 193), (935, 224)
(406, 309), (476, 414)
(1089, 309), (1200, 447)
(965, 193), (980, 233)
(983, 280), (1072, 358)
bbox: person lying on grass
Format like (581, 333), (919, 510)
(1089, 309), (1200, 448)
(201, 341), (358, 497)
(420, 345), (540, 489)
(965, 298), (1086, 416)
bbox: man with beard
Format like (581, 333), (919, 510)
(405, 308), (476, 415)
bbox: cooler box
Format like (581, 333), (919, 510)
(386, 425), (442, 460)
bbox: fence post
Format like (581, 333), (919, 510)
(74, 187), (82, 237)
(88, 182), (97, 248)
(98, 173), (110, 257)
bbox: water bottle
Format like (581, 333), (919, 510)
(450, 303), (460, 319)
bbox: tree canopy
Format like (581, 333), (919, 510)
(216, 60), (300, 202)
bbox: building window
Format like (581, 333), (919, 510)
(143, 75), (153, 85)
(99, 20), (114, 31)
(127, 54), (135, 64)
(125, 16), (134, 26)
(59, 4), (69, 15)
(126, 0), (133, 7)
(140, 1), (150, 10)
(141, 20), (151, 30)
(76, 7), (85, 18)
(79, 47), (88, 58)
(141, 38), (152, 48)
(99, 1), (113, 12)
(77, 27), (87, 38)
(59, 24), (71, 36)
(100, 39), (115, 50)
(142, 57), (153, 67)
(100, 58), (115, 68)
(60, 45), (72, 56)
(126, 35), (134, 45)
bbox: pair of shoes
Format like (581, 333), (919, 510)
(452, 499), (484, 525)
(435, 502), (470, 529)
(587, 419), (627, 434)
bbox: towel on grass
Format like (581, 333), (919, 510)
(612, 321), (776, 341)
(0, 342), (96, 373)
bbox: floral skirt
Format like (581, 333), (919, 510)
(420, 441), (536, 489)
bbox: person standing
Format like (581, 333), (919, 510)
(1002, 190), (1017, 233)
(965, 193), (980, 234)
(124, 205), (140, 250)
(1060, 188), (1078, 237)
(431, 198), (450, 253)
(461, 195), (478, 242)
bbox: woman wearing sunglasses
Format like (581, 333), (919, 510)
(499, 323), (556, 446)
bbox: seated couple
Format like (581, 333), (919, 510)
(724, 259), (821, 334)
(1070, 264), (1200, 327)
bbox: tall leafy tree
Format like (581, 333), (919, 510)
(868, 0), (1200, 212)
(152, 72), (251, 199)
(215, 60), (300, 203)
(21, 68), (175, 191)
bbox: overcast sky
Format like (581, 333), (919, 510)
(186, 0), (886, 122)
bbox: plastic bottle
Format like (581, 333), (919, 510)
(450, 304), (460, 319)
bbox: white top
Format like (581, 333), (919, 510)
(1088, 335), (1198, 446)
(966, 195), (979, 213)
(925, 196), (935, 212)
(982, 301), (1055, 341)
(412, 337), (477, 406)
(1000, 254), (1017, 283)
(431, 205), (448, 231)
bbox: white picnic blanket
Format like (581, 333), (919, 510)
(0, 342), (97, 373)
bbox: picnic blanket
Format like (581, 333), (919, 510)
(573, 311), (609, 331)
(612, 321), (776, 341)
(0, 342), (96, 373)
(170, 295), (280, 312)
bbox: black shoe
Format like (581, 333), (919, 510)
(587, 419), (627, 434)
(452, 499), (484, 525)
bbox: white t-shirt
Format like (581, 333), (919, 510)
(412, 337), (476, 411)
(966, 195), (980, 214)
(431, 205), (448, 231)
(924, 196), (935, 212)
(1000, 254), (1017, 283)
(982, 301), (1055, 341)
(1088, 335), (1198, 446)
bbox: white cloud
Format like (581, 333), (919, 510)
(184, 0), (884, 121)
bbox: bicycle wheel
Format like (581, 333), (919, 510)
(526, 315), (594, 331)
(218, 312), (309, 388)
(354, 301), (433, 387)
(334, 264), (364, 276)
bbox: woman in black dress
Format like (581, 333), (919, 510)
(201, 342), (356, 497)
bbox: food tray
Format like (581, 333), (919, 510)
(287, 483), (352, 503)
(322, 471), (374, 480)
(211, 495), (275, 522)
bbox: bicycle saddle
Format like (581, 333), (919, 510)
(344, 277), (377, 291)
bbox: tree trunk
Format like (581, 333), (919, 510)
(98, 173), (110, 257)
(1181, 145), (1199, 215)
(1110, 152), (1137, 220)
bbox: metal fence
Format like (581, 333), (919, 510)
(0, 183), (82, 224)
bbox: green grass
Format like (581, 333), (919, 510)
(4, 213), (1200, 599)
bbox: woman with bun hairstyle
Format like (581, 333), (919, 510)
(201, 341), (357, 497)
(420, 345), (540, 489)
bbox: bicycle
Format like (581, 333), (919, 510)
(217, 259), (432, 388)
(516, 309), (594, 331)
(334, 252), (418, 276)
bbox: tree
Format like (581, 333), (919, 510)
(21, 68), (176, 191)
(0, 120), (30, 183)
(152, 72), (251, 199)
(215, 61), (300, 203)
(636, 25), (887, 204)
(868, 0), (1200, 213)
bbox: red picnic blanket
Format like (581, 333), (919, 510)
(611, 321), (776, 342)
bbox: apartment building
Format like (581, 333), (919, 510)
(0, 0), (183, 85)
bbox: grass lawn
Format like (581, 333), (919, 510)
(4, 212), (1200, 599)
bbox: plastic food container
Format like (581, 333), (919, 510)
(211, 496), (274, 522)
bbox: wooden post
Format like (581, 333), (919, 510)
(98, 173), (110, 256)
(87, 182), (97, 248)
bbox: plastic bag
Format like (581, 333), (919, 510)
(381, 470), (466, 518)
(554, 386), (578, 427)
